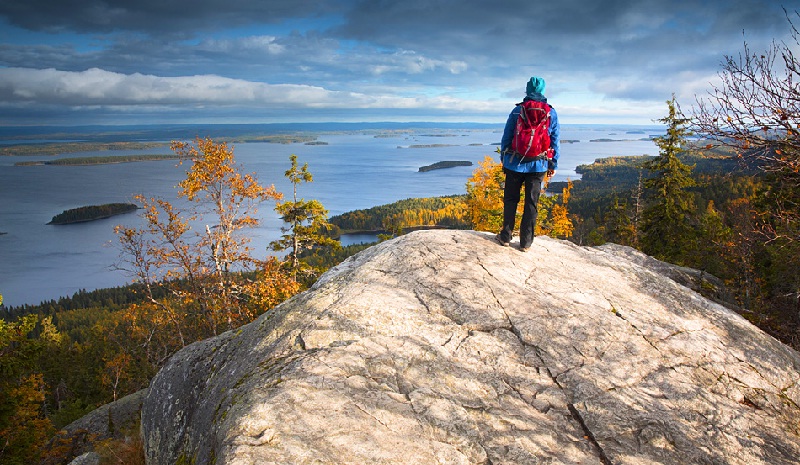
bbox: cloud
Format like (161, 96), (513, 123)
(198, 35), (286, 55)
(0, 0), (794, 125)
(0, 0), (341, 34)
(0, 30), (469, 82)
(0, 67), (505, 112)
(0, 67), (343, 106)
(332, 0), (789, 94)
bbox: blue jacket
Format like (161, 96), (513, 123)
(500, 98), (560, 173)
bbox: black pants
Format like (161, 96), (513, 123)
(499, 168), (547, 249)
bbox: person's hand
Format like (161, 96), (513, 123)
(547, 169), (556, 178)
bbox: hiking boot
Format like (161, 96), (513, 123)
(495, 234), (510, 247)
(520, 246), (530, 252)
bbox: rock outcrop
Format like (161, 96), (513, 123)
(43, 389), (146, 464)
(141, 230), (800, 465)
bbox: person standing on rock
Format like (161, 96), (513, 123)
(496, 76), (560, 252)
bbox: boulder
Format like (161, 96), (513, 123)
(67, 451), (100, 465)
(43, 389), (147, 464)
(142, 230), (800, 464)
(62, 388), (147, 439)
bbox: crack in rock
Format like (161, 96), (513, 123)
(492, 295), (613, 465)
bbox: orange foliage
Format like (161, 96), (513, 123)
(465, 155), (506, 232)
(116, 137), (297, 341)
(0, 374), (54, 464)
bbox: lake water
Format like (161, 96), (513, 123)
(0, 125), (660, 307)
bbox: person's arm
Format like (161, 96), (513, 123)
(548, 106), (560, 175)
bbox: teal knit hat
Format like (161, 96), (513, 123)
(526, 77), (546, 97)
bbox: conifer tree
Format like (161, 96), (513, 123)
(640, 96), (697, 264)
(604, 196), (637, 247)
(694, 201), (732, 277)
(271, 155), (339, 281)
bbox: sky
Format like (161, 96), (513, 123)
(0, 0), (795, 127)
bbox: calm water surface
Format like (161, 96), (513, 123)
(0, 126), (660, 306)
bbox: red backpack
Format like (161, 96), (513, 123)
(510, 100), (553, 162)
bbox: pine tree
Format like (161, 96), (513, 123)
(604, 196), (637, 247)
(640, 96), (697, 264)
(694, 200), (732, 278)
(271, 155), (339, 282)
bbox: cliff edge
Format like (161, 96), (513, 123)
(142, 230), (800, 465)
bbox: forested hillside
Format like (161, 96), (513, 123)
(329, 195), (469, 233)
(560, 143), (758, 240)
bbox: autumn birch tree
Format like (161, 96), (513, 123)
(116, 137), (287, 342)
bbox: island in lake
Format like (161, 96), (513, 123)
(1, 141), (168, 157)
(48, 203), (139, 225)
(15, 154), (179, 166)
(401, 144), (459, 149)
(419, 161), (473, 172)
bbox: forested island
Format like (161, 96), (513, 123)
(48, 203), (139, 225)
(418, 160), (473, 172)
(1, 133), (318, 158)
(402, 144), (458, 149)
(589, 138), (652, 143)
(221, 134), (317, 144)
(1, 141), (168, 157)
(15, 154), (179, 166)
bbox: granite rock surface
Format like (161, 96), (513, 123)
(142, 230), (800, 465)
